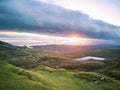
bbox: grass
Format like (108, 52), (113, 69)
(0, 60), (120, 90)
(0, 61), (51, 90)
(0, 41), (120, 90)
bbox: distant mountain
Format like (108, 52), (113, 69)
(32, 44), (120, 55)
(0, 41), (30, 61)
(0, 41), (12, 46)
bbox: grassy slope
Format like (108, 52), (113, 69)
(0, 61), (120, 90)
(0, 61), (49, 90)
(0, 41), (120, 89)
(0, 42), (120, 81)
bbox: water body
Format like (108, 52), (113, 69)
(74, 56), (106, 61)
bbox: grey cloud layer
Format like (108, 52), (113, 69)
(0, 0), (120, 39)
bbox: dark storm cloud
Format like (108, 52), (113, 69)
(0, 0), (120, 39)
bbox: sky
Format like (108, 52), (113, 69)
(40, 0), (120, 26)
(0, 0), (120, 46)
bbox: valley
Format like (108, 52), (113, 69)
(0, 41), (120, 90)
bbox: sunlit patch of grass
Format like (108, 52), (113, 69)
(0, 60), (120, 90)
(0, 61), (52, 90)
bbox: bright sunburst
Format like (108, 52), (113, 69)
(71, 36), (79, 42)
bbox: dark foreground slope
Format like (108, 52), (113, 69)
(0, 61), (120, 90)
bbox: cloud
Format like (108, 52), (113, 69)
(0, 0), (120, 39)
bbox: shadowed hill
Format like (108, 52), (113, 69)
(0, 41), (30, 61)
(0, 41), (12, 46)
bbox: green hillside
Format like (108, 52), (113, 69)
(0, 61), (120, 90)
(0, 41), (120, 90)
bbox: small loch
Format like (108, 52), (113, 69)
(74, 56), (106, 61)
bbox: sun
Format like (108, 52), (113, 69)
(71, 36), (79, 42)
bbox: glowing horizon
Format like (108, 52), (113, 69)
(0, 31), (94, 46)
